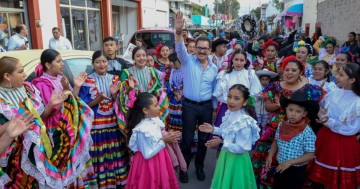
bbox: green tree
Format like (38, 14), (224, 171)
(213, 0), (240, 19)
(250, 7), (261, 20)
(272, 0), (284, 12)
(192, 5), (205, 16)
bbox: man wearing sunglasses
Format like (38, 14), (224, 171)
(174, 11), (217, 184)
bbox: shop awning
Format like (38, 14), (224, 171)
(286, 3), (303, 16)
(170, 8), (179, 13)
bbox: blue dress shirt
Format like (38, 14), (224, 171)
(175, 41), (217, 102)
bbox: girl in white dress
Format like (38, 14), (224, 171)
(308, 60), (338, 93)
(213, 50), (262, 139)
(309, 63), (360, 189)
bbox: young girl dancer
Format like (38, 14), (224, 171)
(199, 84), (260, 189)
(125, 92), (181, 189)
(309, 63), (360, 189)
(308, 60), (338, 92)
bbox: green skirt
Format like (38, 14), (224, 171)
(211, 149), (257, 189)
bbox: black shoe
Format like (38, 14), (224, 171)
(196, 169), (205, 181)
(179, 171), (189, 183)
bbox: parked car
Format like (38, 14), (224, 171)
(128, 28), (175, 56)
(0, 50), (94, 86)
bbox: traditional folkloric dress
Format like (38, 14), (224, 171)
(117, 66), (169, 134)
(32, 73), (97, 188)
(154, 60), (172, 88)
(309, 89), (360, 189)
(167, 68), (183, 132)
(125, 117), (180, 189)
(213, 69), (262, 149)
(79, 73), (129, 188)
(0, 83), (94, 188)
(251, 82), (325, 188)
(211, 109), (259, 189)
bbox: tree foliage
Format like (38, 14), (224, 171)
(192, 5), (204, 16)
(250, 7), (261, 20)
(272, 0), (284, 12)
(213, 0), (240, 19)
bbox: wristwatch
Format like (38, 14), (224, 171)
(176, 30), (182, 35)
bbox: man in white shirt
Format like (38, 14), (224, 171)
(7, 24), (29, 51)
(49, 27), (72, 50)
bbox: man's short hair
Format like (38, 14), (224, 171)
(195, 36), (210, 47)
(103, 36), (118, 45)
(52, 27), (60, 32)
(15, 24), (25, 34)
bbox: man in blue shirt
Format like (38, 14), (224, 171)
(7, 24), (29, 51)
(174, 11), (218, 183)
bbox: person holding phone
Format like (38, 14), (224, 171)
(7, 24), (29, 51)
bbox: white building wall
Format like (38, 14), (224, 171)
(142, 0), (170, 28)
(38, 0), (58, 48)
(302, 0), (317, 36)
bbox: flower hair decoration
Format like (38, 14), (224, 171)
(281, 55), (305, 75)
(155, 43), (164, 58)
(264, 39), (279, 50)
(293, 40), (314, 56)
(336, 46), (354, 62)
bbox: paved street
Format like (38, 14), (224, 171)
(179, 149), (217, 189)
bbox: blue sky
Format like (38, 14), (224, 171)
(196, 0), (270, 16)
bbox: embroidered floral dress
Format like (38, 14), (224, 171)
(167, 68), (184, 132)
(0, 83), (95, 188)
(251, 81), (325, 188)
(79, 73), (129, 188)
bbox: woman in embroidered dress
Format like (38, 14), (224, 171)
(293, 41), (314, 78)
(254, 39), (283, 74)
(251, 57), (326, 188)
(199, 84), (259, 189)
(213, 50), (262, 150)
(0, 56), (93, 188)
(31, 49), (97, 188)
(313, 36), (337, 66)
(125, 92), (180, 189)
(117, 47), (168, 133)
(167, 52), (184, 132)
(78, 50), (129, 188)
(307, 60), (338, 93)
(309, 63), (360, 189)
(154, 44), (172, 88)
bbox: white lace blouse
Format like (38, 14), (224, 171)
(213, 109), (260, 154)
(213, 69), (262, 104)
(129, 117), (166, 159)
(308, 77), (338, 93)
(321, 89), (360, 135)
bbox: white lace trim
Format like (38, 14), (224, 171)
(0, 173), (10, 189)
(129, 118), (164, 148)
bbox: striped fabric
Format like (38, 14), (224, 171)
(0, 84), (97, 188)
(116, 67), (169, 135)
(79, 73), (129, 188)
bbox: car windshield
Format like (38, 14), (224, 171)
(132, 32), (174, 49)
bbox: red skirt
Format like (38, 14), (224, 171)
(309, 127), (360, 189)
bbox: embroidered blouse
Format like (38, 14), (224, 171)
(308, 77), (338, 93)
(213, 69), (262, 104)
(213, 109), (260, 154)
(129, 117), (166, 159)
(321, 89), (360, 135)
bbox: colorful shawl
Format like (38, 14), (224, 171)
(116, 67), (169, 136)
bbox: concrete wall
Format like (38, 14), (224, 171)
(302, 0), (317, 36)
(142, 0), (170, 28)
(39, 0), (58, 48)
(317, 0), (360, 44)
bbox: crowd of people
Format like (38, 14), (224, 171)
(0, 11), (359, 189)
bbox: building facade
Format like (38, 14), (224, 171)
(0, 0), (143, 51)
